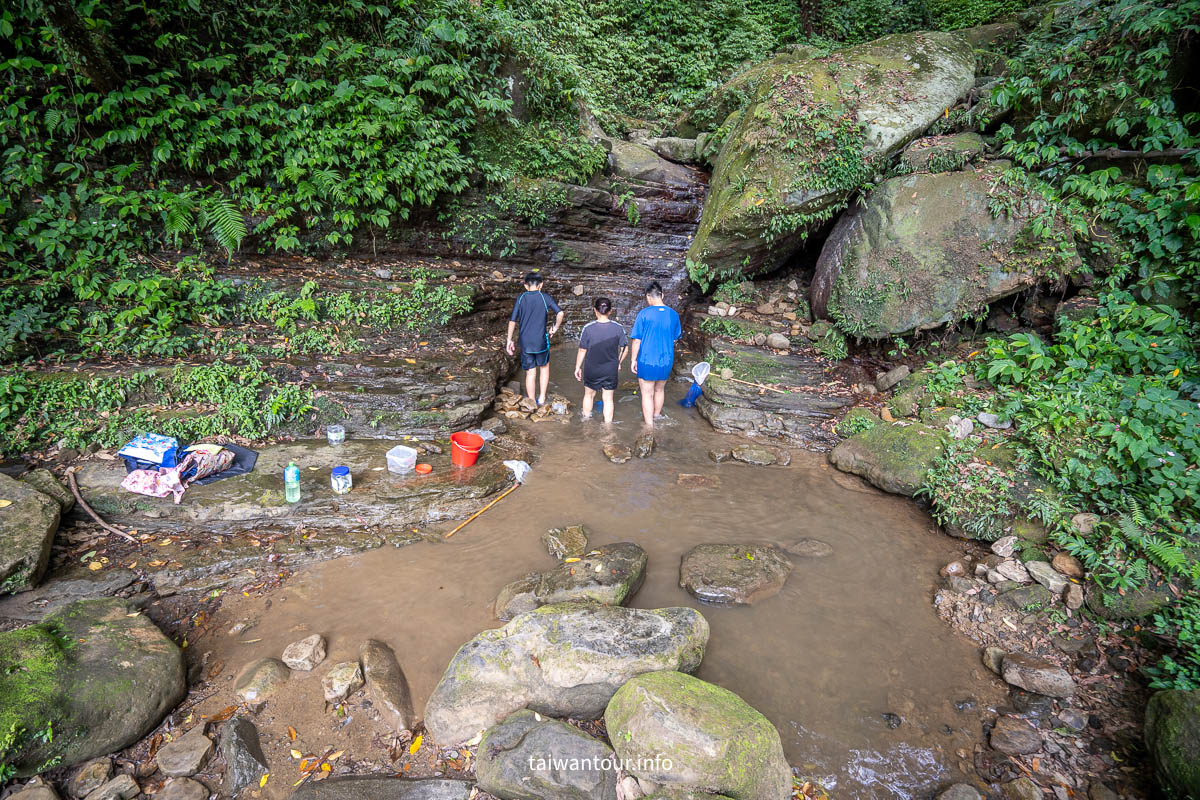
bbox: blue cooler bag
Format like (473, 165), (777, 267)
(118, 433), (181, 472)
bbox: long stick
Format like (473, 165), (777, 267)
(444, 483), (518, 539)
(724, 376), (791, 394)
(65, 468), (140, 545)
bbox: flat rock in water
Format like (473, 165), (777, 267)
(494, 542), (647, 619)
(220, 718), (269, 796)
(361, 639), (415, 733)
(1001, 653), (1075, 698)
(155, 728), (213, 777)
(730, 444), (777, 466)
(0, 472), (62, 595)
(603, 443), (632, 464)
(290, 777), (474, 800)
(19, 468), (74, 513)
(476, 710), (618, 800)
(157, 778), (208, 800)
(679, 544), (793, 605)
(990, 716), (1042, 754)
(605, 671), (791, 800)
(0, 598), (185, 777)
(542, 525), (589, 559)
(234, 658), (290, 702)
(677, 473), (721, 490)
(282, 633), (327, 671)
(709, 449), (732, 463)
(783, 538), (833, 558)
(323, 661), (364, 703)
(634, 433), (657, 459)
(424, 602), (709, 744)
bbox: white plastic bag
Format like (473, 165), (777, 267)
(503, 459), (532, 484)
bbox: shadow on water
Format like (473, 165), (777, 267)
(205, 345), (1002, 799)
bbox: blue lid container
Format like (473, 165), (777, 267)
(331, 466), (350, 477)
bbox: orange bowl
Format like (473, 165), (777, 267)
(414, 463), (433, 475)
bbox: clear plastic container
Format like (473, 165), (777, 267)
(284, 461), (301, 503)
(386, 445), (418, 475)
(326, 424), (346, 446)
(331, 465), (352, 494)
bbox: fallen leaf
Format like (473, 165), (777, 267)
(88, 562), (103, 571)
(405, 358), (416, 365)
(260, 773), (270, 788)
(328, 750), (344, 761)
(0, 500), (11, 508)
(290, 749), (303, 760)
(288, 726), (298, 741)
(206, 705), (237, 722)
(409, 734), (423, 754)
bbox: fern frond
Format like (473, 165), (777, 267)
(201, 195), (247, 257)
(164, 198), (195, 239)
(310, 168), (347, 203)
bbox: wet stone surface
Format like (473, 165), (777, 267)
(679, 543), (793, 605)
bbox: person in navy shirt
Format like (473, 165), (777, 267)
(573, 297), (628, 425)
(630, 280), (682, 428)
(506, 272), (563, 406)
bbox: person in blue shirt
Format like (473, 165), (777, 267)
(630, 280), (682, 428)
(506, 272), (564, 406)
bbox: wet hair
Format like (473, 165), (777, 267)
(593, 297), (613, 315)
(523, 271), (543, 287)
(644, 280), (663, 298)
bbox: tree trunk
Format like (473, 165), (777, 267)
(40, 0), (122, 93)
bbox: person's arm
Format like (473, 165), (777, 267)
(574, 346), (586, 381)
(550, 310), (564, 337)
(618, 328), (629, 367)
(630, 339), (640, 375)
(505, 320), (517, 356)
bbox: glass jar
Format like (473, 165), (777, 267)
(326, 424), (346, 446)
(331, 465), (352, 494)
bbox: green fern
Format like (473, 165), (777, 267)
(164, 198), (195, 243)
(201, 195), (247, 257)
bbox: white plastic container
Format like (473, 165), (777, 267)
(386, 445), (418, 475)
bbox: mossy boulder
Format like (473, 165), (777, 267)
(0, 473), (61, 596)
(424, 602), (709, 745)
(607, 139), (697, 187)
(476, 710), (618, 800)
(605, 671), (790, 800)
(1085, 578), (1175, 621)
(828, 422), (947, 496)
(899, 132), (984, 172)
(493, 542), (647, 619)
(1144, 689), (1200, 799)
(686, 32), (974, 281)
(811, 165), (1081, 338)
(0, 597), (185, 776)
(18, 469), (74, 514)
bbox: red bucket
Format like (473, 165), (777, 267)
(450, 431), (484, 467)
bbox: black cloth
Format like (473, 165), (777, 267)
(520, 349), (549, 370)
(192, 443), (259, 485)
(579, 320), (627, 389)
(510, 291), (561, 354)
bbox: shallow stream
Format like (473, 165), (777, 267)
(204, 346), (1001, 798)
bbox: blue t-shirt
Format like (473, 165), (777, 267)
(630, 305), (682, 371)
(510, 291), (561, 354)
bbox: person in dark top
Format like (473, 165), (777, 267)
(506, 272), (564, 405)
(573, 297), (628, 424)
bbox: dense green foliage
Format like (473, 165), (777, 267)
(913, 0), (1200, 687)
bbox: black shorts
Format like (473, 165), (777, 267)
(584, 371), (618, 391)
(520, 350), (549, 370)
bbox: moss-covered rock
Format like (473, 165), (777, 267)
(899, 132), (984, 172)
(18, 469), (74, 514)
(1144, 689), (1200, 799)
(811, 165), (1081, 338)
(476, 710), (617, 800)
(605, 671), (790, 800)
(493, 542), (647, 619)
(828, 422), (947, 496)
(686, 32), (974, 282)
(424, 603), (709, 745)
(0, 598), (185, 777)
(0, 473), (61, 596)
(1085, 579), (1175, 621)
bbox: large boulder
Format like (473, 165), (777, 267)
(829, 422), (946, 496)
(476, 710), (618, 800)
(0, 473), (61, 595)
(424, 603), (709, 745)
(0, 598), (186, 776)
(494, 542), (647, 620)
(679, 544), (793, 605)
(605, 671), (791, 800)
(1144, 689), (1200, 799)
(607, 139), (697, 187)
(686, 32), (975, 280)
(811, 165), (1080, 337)
(1085, 578), (1175, 620)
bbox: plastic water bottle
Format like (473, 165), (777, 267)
(285, 461), (301, 503)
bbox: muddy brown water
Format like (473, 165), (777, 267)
(202, 346), (1002, 799)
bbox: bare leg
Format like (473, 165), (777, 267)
(537, 363), (550, 405)
(638, 378), (656, 427)
(582, 386), (596, 417)
(524, 368), (537, 402)
(653, 380), (667, 417)
(601, 388), (615, 424)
